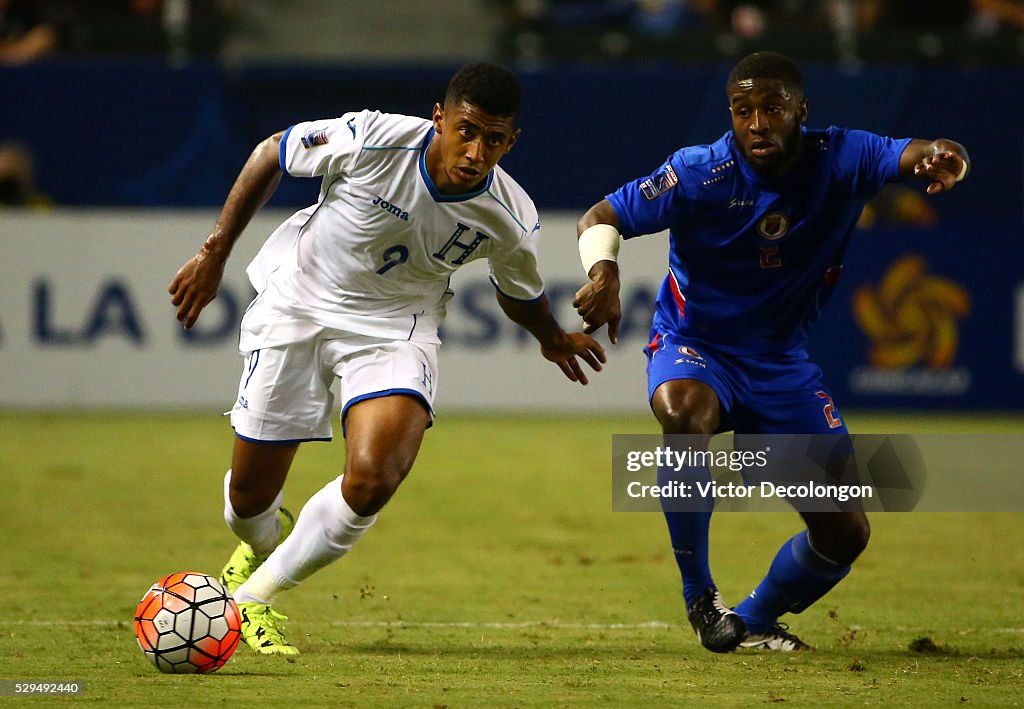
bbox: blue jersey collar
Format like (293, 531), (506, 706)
(419, 127), (493, 203)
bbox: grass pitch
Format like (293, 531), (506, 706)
(1, 411), (1023, 707)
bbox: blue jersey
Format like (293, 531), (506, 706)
(608, 127), (911, 356)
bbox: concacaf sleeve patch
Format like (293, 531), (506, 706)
(639, 164), (678, 200)
(300, 128), (330, 149)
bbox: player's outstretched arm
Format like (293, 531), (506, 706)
(495, 292), (606, 385)
(572, 199), (623, 343)
(169, 132), (285, 329)
(898, 138), (970, 195)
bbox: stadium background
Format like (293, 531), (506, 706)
(2, 2), (1024, 705)
(1, 0), (1020, 414)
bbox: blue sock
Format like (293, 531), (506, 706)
(658, 462), (715, 608)
(734, 531), (850, 634)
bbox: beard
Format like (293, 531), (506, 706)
(744, 125), (804, 177)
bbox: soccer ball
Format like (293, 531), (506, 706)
(134, 571), (242, 674)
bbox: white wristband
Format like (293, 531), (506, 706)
(578, 223), (621, 275)
(955, 158), (968, 182)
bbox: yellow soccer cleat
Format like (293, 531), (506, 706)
(237, 602), (300, 656)
(220, 508), (295, 594)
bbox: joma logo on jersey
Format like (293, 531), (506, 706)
(372, 195), (410, 221)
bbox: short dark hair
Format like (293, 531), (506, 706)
(444, 62), (522, 119)
(727, 51), (804, 96)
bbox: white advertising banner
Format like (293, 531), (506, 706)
(1, 210), (668, 412)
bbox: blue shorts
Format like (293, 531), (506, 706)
(644, 331), (847, 435)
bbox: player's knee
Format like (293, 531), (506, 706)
(657, 405), (716, 435)
(343, 452), (414, 515)
(652, 380), (720, 435)
(341, 472), (404, 516)
(844, 516), (871, 560)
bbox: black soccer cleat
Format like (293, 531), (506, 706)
(687, 588), (747, 653)
(739, 623), (812, 652)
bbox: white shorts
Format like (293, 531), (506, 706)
(230, 331), (438, 443)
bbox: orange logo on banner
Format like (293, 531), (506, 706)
(852, 254), (970, 369)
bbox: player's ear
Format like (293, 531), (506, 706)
(505, 127), (521, 154)
(431, 102), (444, 133)
(798, 99), (809, 124)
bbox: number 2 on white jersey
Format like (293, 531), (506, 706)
(376, 245), (409, 275)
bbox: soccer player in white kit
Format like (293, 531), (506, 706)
(168, 63), (606, 655)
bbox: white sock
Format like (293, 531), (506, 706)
(223, 469), (284, 557)
(235, 475), (376, 604)
(234, 563), (291, 605)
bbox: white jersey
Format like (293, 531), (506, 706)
(242, 110), (544, 349)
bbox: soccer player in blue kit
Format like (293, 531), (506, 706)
(572, 52), (970, 652)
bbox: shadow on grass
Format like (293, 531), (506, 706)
(338, 638), (1024, 662)
(339, 640), (757, 661)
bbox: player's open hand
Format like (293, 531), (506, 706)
(914, 151), (966, 194)
(541, 332), (607, 385)
(168, 245), (227, 329)
(573, 265), (622, 344)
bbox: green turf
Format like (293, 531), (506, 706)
(1, 411), (1023, 707)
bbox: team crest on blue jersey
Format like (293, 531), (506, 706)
(678, 346), (703, 360)
(300, 128), (330, 149)
(640, 164), (678, 200)
(757, 212), (789, 239)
